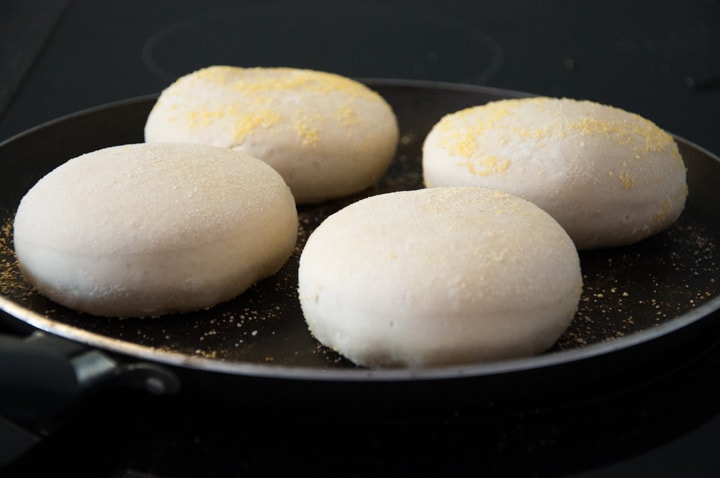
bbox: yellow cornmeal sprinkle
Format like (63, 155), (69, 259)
(435, 97), (677, 176)
(436, 100), (516, 157)
(456, 155), (511, 176)
(670, 147), (684, 168)
(0, 215), (32, 300)
(337, 104), (361, 126)
(231, 109), (283, 142)
(0, 216), (11, 251)
(619, 171), (636, 189)
(652, 197), (673, 225)
(563, 115), (672, 156)
(186, 108), (230, 128)
(422, 187), (515, 212)
(181, 65), (377, 101)
(229, 68), (376, 99)
(192, 65), (234, 85)
(293, 120), (320, 146)
(609, 170), (636, 190)
(161, 66), (379, 146)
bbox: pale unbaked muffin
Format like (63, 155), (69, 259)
(145, 66), (399, 204)
(423, 97), (688, 249)
(298, 186), (583, 368)
(14, 143), (298, 317)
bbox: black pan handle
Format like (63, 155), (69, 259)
(0, 330), (180, 466)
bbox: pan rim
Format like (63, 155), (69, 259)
(3, 291), (719, 381)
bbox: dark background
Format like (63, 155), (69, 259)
(3, 0), (719, 154)
(1, 1), (720, 476)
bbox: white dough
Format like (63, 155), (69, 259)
(298, 187), (583, 368)
(144, 66), (399, 204)
(13, 143), (298, 317)
(422, 97), (688, 249)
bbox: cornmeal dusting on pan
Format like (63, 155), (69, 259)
(0, 214), (33, 299)
(553, 220), (719, 352)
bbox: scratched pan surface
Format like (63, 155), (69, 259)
(1, 80), (720, 393)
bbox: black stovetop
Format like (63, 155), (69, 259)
(1, 1), (720, 476)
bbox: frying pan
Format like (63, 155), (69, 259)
(2, 80), (720, 433)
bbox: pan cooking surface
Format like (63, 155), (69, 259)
(1, 80), (719, 378)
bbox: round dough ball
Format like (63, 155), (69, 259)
(422, 97), (688, 250)
(144, 66), (399, 204)
(298, 187), (583, 368)
(13, 143), (298, 317)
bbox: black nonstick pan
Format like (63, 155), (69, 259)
(2, 80), (720, 423)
